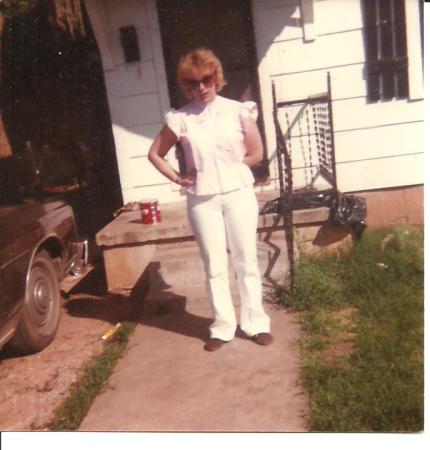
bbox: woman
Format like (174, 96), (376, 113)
(148, 48), (272, 352)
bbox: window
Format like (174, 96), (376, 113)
(363, 0), (408, 102)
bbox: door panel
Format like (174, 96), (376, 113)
(157, 0), (269, 180)
(158, 0), (258, 106)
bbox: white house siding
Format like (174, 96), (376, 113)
(86, 0), (423, 205)
(84, 0), (182, 205)
(251, 0), (424, 193)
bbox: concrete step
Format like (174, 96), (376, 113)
(97, 189), (349, 295)
(149, 232), (294, 287)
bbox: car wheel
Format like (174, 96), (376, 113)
(8, 250), (61, 355)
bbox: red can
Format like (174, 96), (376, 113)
(140, 199), (161, 224)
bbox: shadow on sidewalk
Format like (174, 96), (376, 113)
(63, 260), (251, 344)
(140, 304), (212, 343)
(138, 261), (251, 343)
(133, 260), (210, 342)
(64, 293), (144, 325)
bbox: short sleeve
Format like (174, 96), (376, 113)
(239, 101), (258, 122)
(165, 109), (183, 138)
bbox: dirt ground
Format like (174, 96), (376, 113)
(0, 264), (145, 431)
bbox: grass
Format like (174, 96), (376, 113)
(46, 321), (136, 431)
(278, 226), (424, 432)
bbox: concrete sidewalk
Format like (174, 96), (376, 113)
(79, 240), (308, 432)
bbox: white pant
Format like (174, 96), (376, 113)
(187, 185), (270, 341)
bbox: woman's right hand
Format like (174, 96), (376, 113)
(177, 168), (196, 186)
(148, 126), (196, 187)
(148, 125), (181, 183)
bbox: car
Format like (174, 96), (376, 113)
(0, 198), (87, 355)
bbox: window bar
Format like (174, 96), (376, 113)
(375, 0), (382, 99)
(390, 0), (398, 98)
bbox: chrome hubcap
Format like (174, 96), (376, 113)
(29, 267), (53, 327)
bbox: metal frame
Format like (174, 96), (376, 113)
(271, 72), (338, 291)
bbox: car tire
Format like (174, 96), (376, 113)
(8, 250), (61, 355)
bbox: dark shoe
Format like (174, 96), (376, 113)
(252, 332), (273, 346)
(204, 338), (228, 352)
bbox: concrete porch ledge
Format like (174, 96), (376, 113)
(95, 189), (337, 294)
(96, 190), (330, 247)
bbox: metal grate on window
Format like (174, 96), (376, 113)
(363, 0), (409, 102)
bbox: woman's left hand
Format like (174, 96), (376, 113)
(242, 117), (264, 167)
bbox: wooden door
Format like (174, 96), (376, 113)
(157, 0), (269, 180)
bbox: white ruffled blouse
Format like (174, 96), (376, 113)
(165, 95), (258, 195)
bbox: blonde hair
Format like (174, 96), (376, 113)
(177, 48), (226, 99)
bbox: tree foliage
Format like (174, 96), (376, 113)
(0, 0), (38, 18)
(0, 0), (85, 37)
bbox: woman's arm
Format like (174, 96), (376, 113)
(148, 125), (195, 186)
(242, 116), (264, 167)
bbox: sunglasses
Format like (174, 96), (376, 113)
(185, 73), (215, 89)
